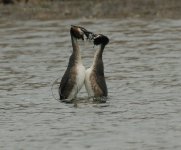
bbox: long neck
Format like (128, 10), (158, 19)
(70, 34), (82, 64)
(92, 44), (105, 76)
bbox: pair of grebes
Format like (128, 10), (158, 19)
(59, 25), (109, 101)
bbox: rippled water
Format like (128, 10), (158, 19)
(1, 19), (181, 150)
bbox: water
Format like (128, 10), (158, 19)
(1, 18), (181, 150)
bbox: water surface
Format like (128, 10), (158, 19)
(0, 19), (181, 150)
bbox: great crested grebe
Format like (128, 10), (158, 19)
(59, 26), (90, 100)
(85, 34), (109, 98)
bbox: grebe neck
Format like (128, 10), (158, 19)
(92, 44), (105, 75)
(92, 44), (105, 66)
(71, 35), (82, 64)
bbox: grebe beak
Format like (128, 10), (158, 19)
(81, 29), (95, 41)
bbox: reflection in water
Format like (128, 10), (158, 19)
(0, 19), (181, 150)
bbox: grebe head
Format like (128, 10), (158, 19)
(71, 25), (95, 40)
(93, 34), (109, 46)
(70, 25), (85, 40)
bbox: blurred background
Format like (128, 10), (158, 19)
(0, 0), (181, 20)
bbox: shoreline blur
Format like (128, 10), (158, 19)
(0, 0), (181, 20)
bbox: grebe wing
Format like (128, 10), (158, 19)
(59, 68), (74, 98)
(96, 75), (108, 96)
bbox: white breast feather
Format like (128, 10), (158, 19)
(68, 64), (85, 99)
(85, 67), (94, 97)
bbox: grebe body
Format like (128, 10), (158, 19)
(85, 35), (109, 97)
(59, 26), (85, 100)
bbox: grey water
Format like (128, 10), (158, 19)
(1, 19), (181, 150)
